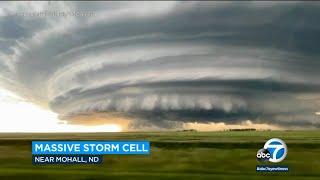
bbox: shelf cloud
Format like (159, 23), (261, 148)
(0, 1), (320, 129)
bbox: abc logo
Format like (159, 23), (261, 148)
(256, 148), (270, 162)
(256, 138), (287, 163)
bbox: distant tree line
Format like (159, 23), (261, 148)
(228, 128), (256, 131)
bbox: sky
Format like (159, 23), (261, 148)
(0, 1), (319, 132)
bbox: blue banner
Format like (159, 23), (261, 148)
(32, 141), (150, 155)
(256, 165), (289, 172)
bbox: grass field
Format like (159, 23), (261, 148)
(0, 131), (319, 179)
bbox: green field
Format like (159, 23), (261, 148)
(0, 131), (319, 179)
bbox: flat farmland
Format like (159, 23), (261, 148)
(0, 131), (319, 180)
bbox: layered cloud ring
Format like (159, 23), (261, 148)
(0, 2), (320, 128)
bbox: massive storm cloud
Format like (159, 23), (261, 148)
(0, 1), (320, 128)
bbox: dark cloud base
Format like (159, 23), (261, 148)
(0, 2), (320, 129)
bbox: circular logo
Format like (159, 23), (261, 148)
(263, 138), (287, 163)
(256, 148), (270, 163)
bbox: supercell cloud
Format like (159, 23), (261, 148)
(0, 1), (320, 128)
